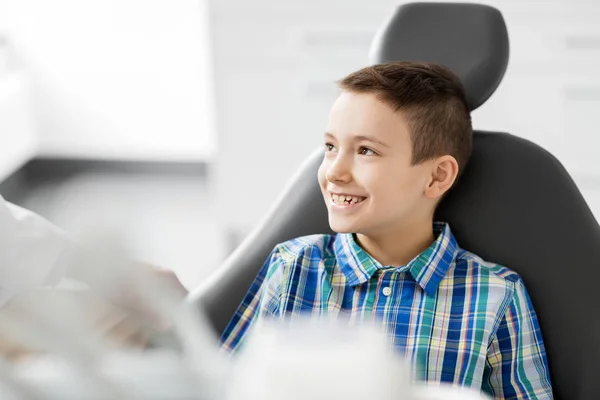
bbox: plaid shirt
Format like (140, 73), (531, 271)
(221, 223), (553, 399)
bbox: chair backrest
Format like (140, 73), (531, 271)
(189, 3), (600, 398)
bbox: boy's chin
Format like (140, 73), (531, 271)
(328, 219), (360, 234)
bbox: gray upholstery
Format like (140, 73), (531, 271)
(369, 2), (509, 111)
(189, 3), (600, 398)
(436, 132), (600, 400)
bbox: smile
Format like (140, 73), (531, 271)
(330, 193), (367, 206)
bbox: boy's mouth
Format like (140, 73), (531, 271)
(330, 193), (367, 206)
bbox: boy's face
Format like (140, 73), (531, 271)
(318, 91), (446, 236)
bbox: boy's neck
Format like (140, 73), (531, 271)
(355, 219), (435, 267)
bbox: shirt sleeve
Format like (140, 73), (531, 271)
(0, 195), (80, 308)
(219, 246), (285, 354)
(482, 278), (553, 399)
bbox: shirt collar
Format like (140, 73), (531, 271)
(333, 222), (458, 296)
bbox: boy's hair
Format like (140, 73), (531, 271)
(338, 61), (473, 176)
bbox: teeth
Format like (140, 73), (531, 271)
(331, 194), (364, 205)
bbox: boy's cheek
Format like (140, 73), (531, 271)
(317, 169), (328, 191)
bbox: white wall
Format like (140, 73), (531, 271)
(3, 0), (600, 257)
(0, 72), (37, 181)
(3, 0), (216, 161)
(472, 0), (600, 177)
(209, 0), (600, 250)
(0, 13), (37, 180)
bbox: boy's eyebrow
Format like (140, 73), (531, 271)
(354, 135), (391, 148)
(324, 132), (390, 148)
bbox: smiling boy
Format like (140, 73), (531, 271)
(220, 62), (553, 399)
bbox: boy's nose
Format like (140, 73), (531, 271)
(325, 159), (352, 183)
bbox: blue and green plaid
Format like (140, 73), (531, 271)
(221, 222), (553, 399)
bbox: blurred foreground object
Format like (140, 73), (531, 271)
(0, 194), (187, 310)
(0, 195), (76, 308)
(228, 318), (490, 400)
(0, 289), (155, 361)
(0, 228), (230, 400)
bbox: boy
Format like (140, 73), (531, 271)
(220, 62), (553, 399)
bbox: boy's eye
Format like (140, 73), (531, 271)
(325, 143), (336, 152)
(359, 147), (376, 156)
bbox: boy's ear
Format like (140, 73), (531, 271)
(424, 155), (459, 200)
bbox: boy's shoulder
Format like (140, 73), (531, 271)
(273, 234), (337, 263)
(454, 247), (522, 285)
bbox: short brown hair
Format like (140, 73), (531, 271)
(338, 61), (472, 175)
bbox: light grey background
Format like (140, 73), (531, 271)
(1, 0), (599, 290)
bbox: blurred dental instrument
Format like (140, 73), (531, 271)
(66, 228), (230, 397)
(228, 317), (491, 400)
(0, 357), (41, 400)
(0, 288), (136, 400)
(0, 225), (230, 400)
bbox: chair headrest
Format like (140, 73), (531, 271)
(369, 2), (509, 111)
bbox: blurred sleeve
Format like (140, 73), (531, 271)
(219, 246), (285, 354)
(0, 195), (81, 308)
(482, 278), (553, 399)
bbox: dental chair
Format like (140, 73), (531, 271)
(189, 3), (600, 399)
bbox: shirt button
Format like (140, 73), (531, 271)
(382, 287), (392, 296)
